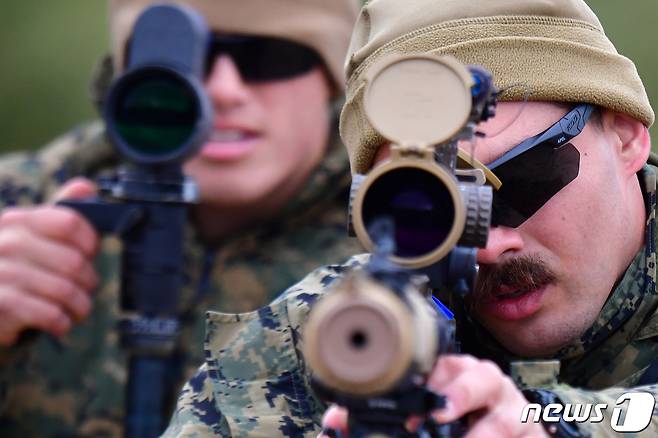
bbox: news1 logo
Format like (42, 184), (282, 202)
(521, 392), (656, 432)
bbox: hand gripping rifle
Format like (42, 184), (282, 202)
(58, 5), (212, 437)
(303, 54), (500, 437)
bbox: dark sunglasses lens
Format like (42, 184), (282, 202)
(491, 142), (580, 227)
(206, 36), (320, 81)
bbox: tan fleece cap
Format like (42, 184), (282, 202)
(108, 0), (359, 92)
(341, 0), (655, 174)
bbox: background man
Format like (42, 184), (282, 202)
(0, 0), (360, 436)
(166, 0), (658, 437)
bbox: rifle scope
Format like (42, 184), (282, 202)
(348, 54), (500, 269)
(59, 5), (212, 437)
(104, 3), (212, 166)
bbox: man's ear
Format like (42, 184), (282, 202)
(603, 110), (651, 175)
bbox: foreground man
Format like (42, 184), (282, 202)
(166, 0), (658, 437)
(0, 0), (360, 436)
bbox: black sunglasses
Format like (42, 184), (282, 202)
(488, 104), (595, 228)
(125, 33), (322, 83)
(204, 33), (322, 82)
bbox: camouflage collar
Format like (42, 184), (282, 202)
(462, 166), (658, 386)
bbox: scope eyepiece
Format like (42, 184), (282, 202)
(351, 159), (466, 269)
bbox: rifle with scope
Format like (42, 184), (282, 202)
(303, 54), (500, 437)
(57, 5), (212, 437)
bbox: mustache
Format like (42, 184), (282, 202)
(470, 255), (557, 304)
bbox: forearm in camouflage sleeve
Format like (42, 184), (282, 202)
(0, 121), (112, 209)
(0, 146), (57, 408)
(0, 340), (36, 414)
(162, 364), (232, 438)
(548, 383), (658, 437)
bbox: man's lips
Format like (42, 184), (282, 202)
(200, 127), (260, 161)
(472, 255), (557, 323)
(478, 283), (549, 321)
(496, 284), (526, 297)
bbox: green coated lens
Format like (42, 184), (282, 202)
(113, 71), (198, 157)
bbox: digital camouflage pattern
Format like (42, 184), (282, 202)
(0, 120), (362, 437)
(510, 360), (561, 389)
(163, 255), (368, 438)
(164, 167), (658, 437)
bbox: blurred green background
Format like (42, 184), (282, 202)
(1, 1), (657, 153)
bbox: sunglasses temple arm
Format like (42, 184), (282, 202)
(488, 125), (559, 169)
(577, 104), (595, 130)
(488, 104), (594, 170)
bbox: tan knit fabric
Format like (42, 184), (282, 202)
(341, 0), (654, 174)
(108, 0), (359, 93)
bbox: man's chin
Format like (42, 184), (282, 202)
(497, 336), (565, 358)
(482, 317), (578, 358)
(198, 185), (270, 208)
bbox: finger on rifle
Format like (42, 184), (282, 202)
(464, 377), (549, 438)
(50, 177), (97, 203)
(0, 226), (99, 291)
(0, 206), (99, 258)
(405, 415), (423, 432)
(428, 354), (480, 391)
(0, 259), (92, 321)
(429, 357), (505, 423)
(0, 286), (72, 346)
(318, 405), (348, 438)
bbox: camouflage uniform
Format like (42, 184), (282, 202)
(0, 120), (362, 437)
(165, 166), (658, 437)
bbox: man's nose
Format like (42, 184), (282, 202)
(476, 225), (524, 264)
(205, 55), (251, 109)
